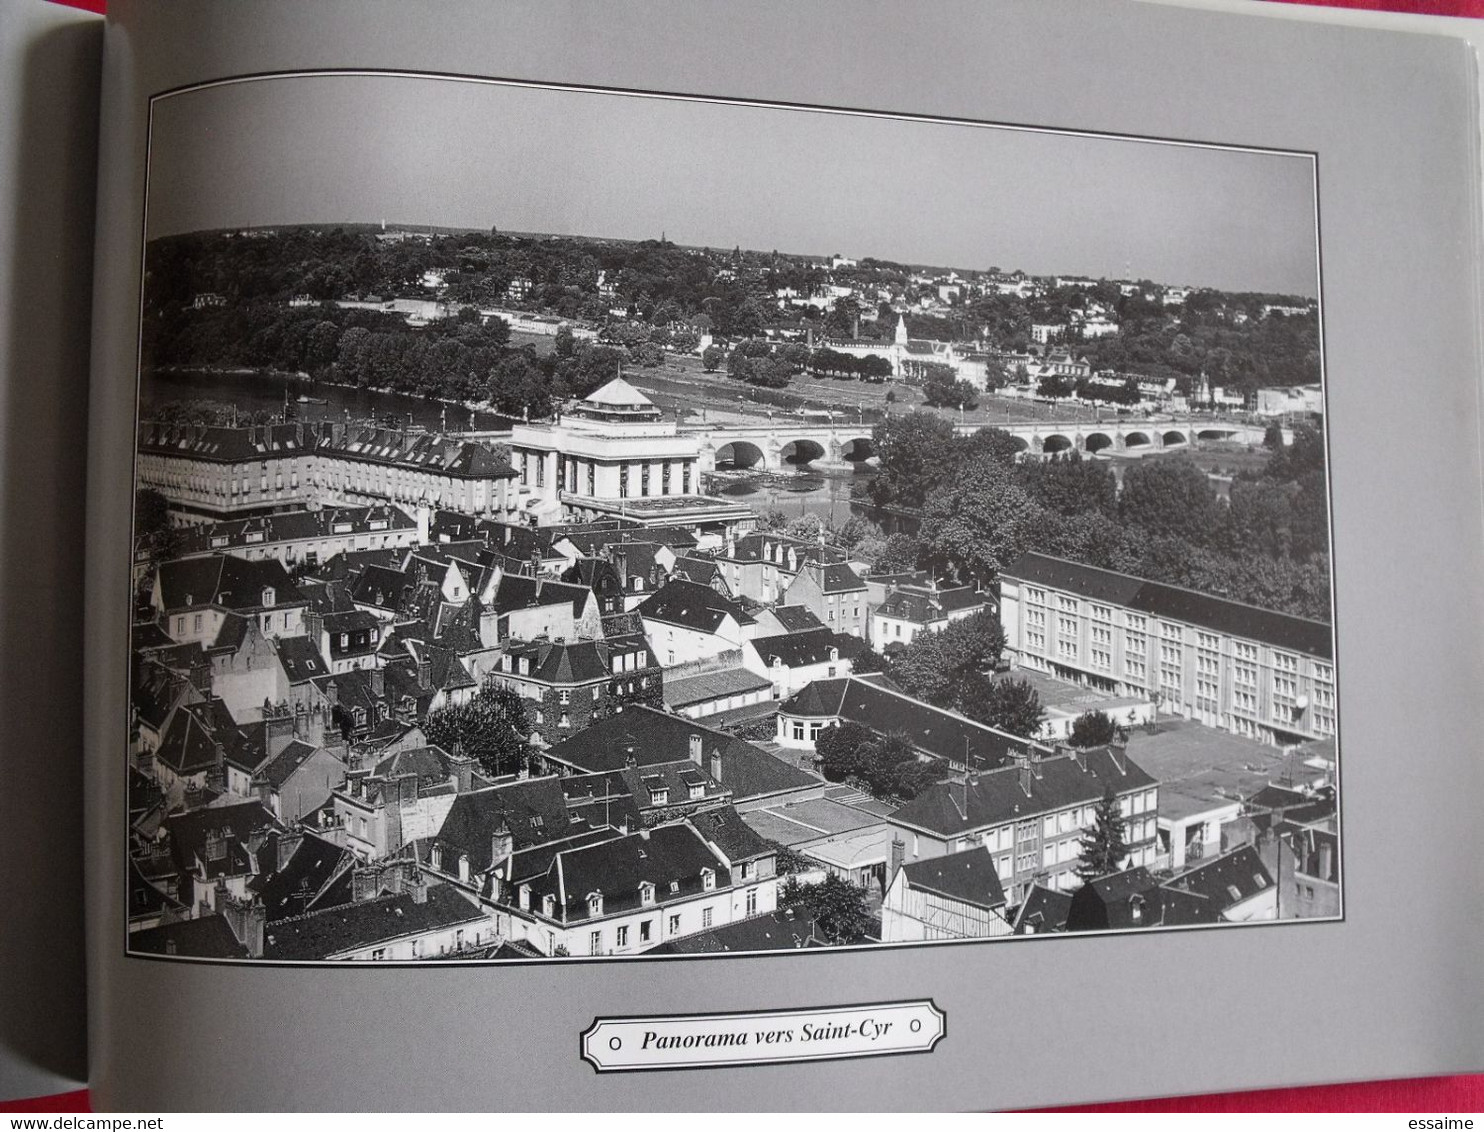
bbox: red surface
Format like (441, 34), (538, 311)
(17, 0), (1484, 1115)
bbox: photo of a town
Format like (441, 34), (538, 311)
(127, 75), (1338, 963)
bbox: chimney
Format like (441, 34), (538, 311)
(371, 667), (385, 698)
(398, 771), (420, 804)
(490, 822), (513, 871)
(1318, 840), (1334, 881)
(265, 711), (296, 759)
(890, 837), (905, 881)
(351, 866), (379, 904)
(326, 679), (339, 707)
(304, 609), (323, 645)
(458, 852), (470, 885)
(689, 733), (703, 767)
(449, 743), (474, 793)
(407, 867), (428, 905)
(709, 748), (723, 783)
(430, 842), (443, 872)
(417, 656), (432, 691)
(276, 826), (305, 871)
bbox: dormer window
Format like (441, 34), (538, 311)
(668, 880), (679, 894)
(648, 787), (668, 806)
(1129, 894), (1146, 925)
(688, 783), (704, 802)
(262, 586), (275, 607)
(639, 881), (656, 906)
(587, 892), (604, 917)
(518, 884), (531, 911)
(701, 868), (715, 891)
(541, 894), (556, 918)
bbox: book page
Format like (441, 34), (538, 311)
(85, 0), (1484, 1110)
(0, 0), (100, 1104)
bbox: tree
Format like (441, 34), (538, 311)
(423, 683), (533, 779)
(887, 610), (1006, 711)
(867, 411), (956, 510)
(970, 677), (1045, 738)
(701, 344), (723, 372)
(1075, 787), (1129, 883)
(919, 456), (1045, 584)
(1118, 458), (1220, 546)
(780, 873), (873, 945)
(765, 840), (814, 876)
(814, 720), (874, 783)
(1067, 709), (1118, 749)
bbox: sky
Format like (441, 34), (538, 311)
(146, 73), (1320, 297)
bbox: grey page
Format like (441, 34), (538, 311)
(0, 0), (100, 1104)
(86, 0), (1484, 1111)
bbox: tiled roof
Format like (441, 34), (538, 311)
(1003, 552), (1332, 658)
(1065, 867), (1165, 931)
(877, 584), (987, 624)
(889, 747), (1156, 838)
(255, 739), (341, 791)
(1162, 845), (1273, 910)
(689, 805), (775, 864)
(165, 800), (281, 881)
(766, 606), (827, 633)
(662, 666), (772, 709)
(175, 505), (415, 555)
(261, 883), (488, 960)
(899, 846), (1007, 911)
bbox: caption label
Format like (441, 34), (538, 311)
(581, 999), (945, 1072)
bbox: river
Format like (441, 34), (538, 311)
(141, 368), (516, 432)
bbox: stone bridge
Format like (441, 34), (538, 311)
(682, 417), (1272, 472)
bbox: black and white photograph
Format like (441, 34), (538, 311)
(125, 71), (1339, 964)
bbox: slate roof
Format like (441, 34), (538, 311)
(488, 574), (592, 618)
(156, 556), (306, 613)
(749, 627), (865, 669)
(782, 676), (1033, 772)
(647, 909), (818, 954)
(176, 505), (415, 555)
(154, 699), (237, 777)
(877, 584), (987, 624)
(261, 884), (488, 961)
(165, 801), (281, 881)
(543, 707), (818, 801)
(255, 739), (340, 791)
(899, 846), (1007, 911)
(889, 747), (1156, 838)
(766, 605), (827, 634)
(434, 779), (580, 874)
(1003, 552), (1333, 658)
(689, 805), (776, 864)
(128, 857), (185, 920)
(522, 822), (731, 922)
(499, 633), (655, 685)
(129, 915), (249, 959)
(1163, 845), (1273, 910)
(1065, 867), (1165, 932)
(275, 636), (330, 684)
(249, 832), (356, 922)
(349, 564), (414, 610)
(1012, 884), (1072, 934)
(810, 562), (868, 594)
(636, 578), (749, 633)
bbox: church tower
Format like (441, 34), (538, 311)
(894, 314), (909, 345)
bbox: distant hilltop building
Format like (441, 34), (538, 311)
(823, 315), (990, 388)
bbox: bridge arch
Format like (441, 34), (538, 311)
(838, 436), (875, 462)
(1162, 430), (1189, 447)
(780, 438), (827, 467)
(1084, 432), (1114, 454)
(1041, 433), (1074, 455)
(1123, 431), (1152, 449)
(1197, 428), (1239, 441)
(715, 440), (766, 470)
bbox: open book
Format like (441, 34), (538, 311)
(4, 0), (1484, 1112)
